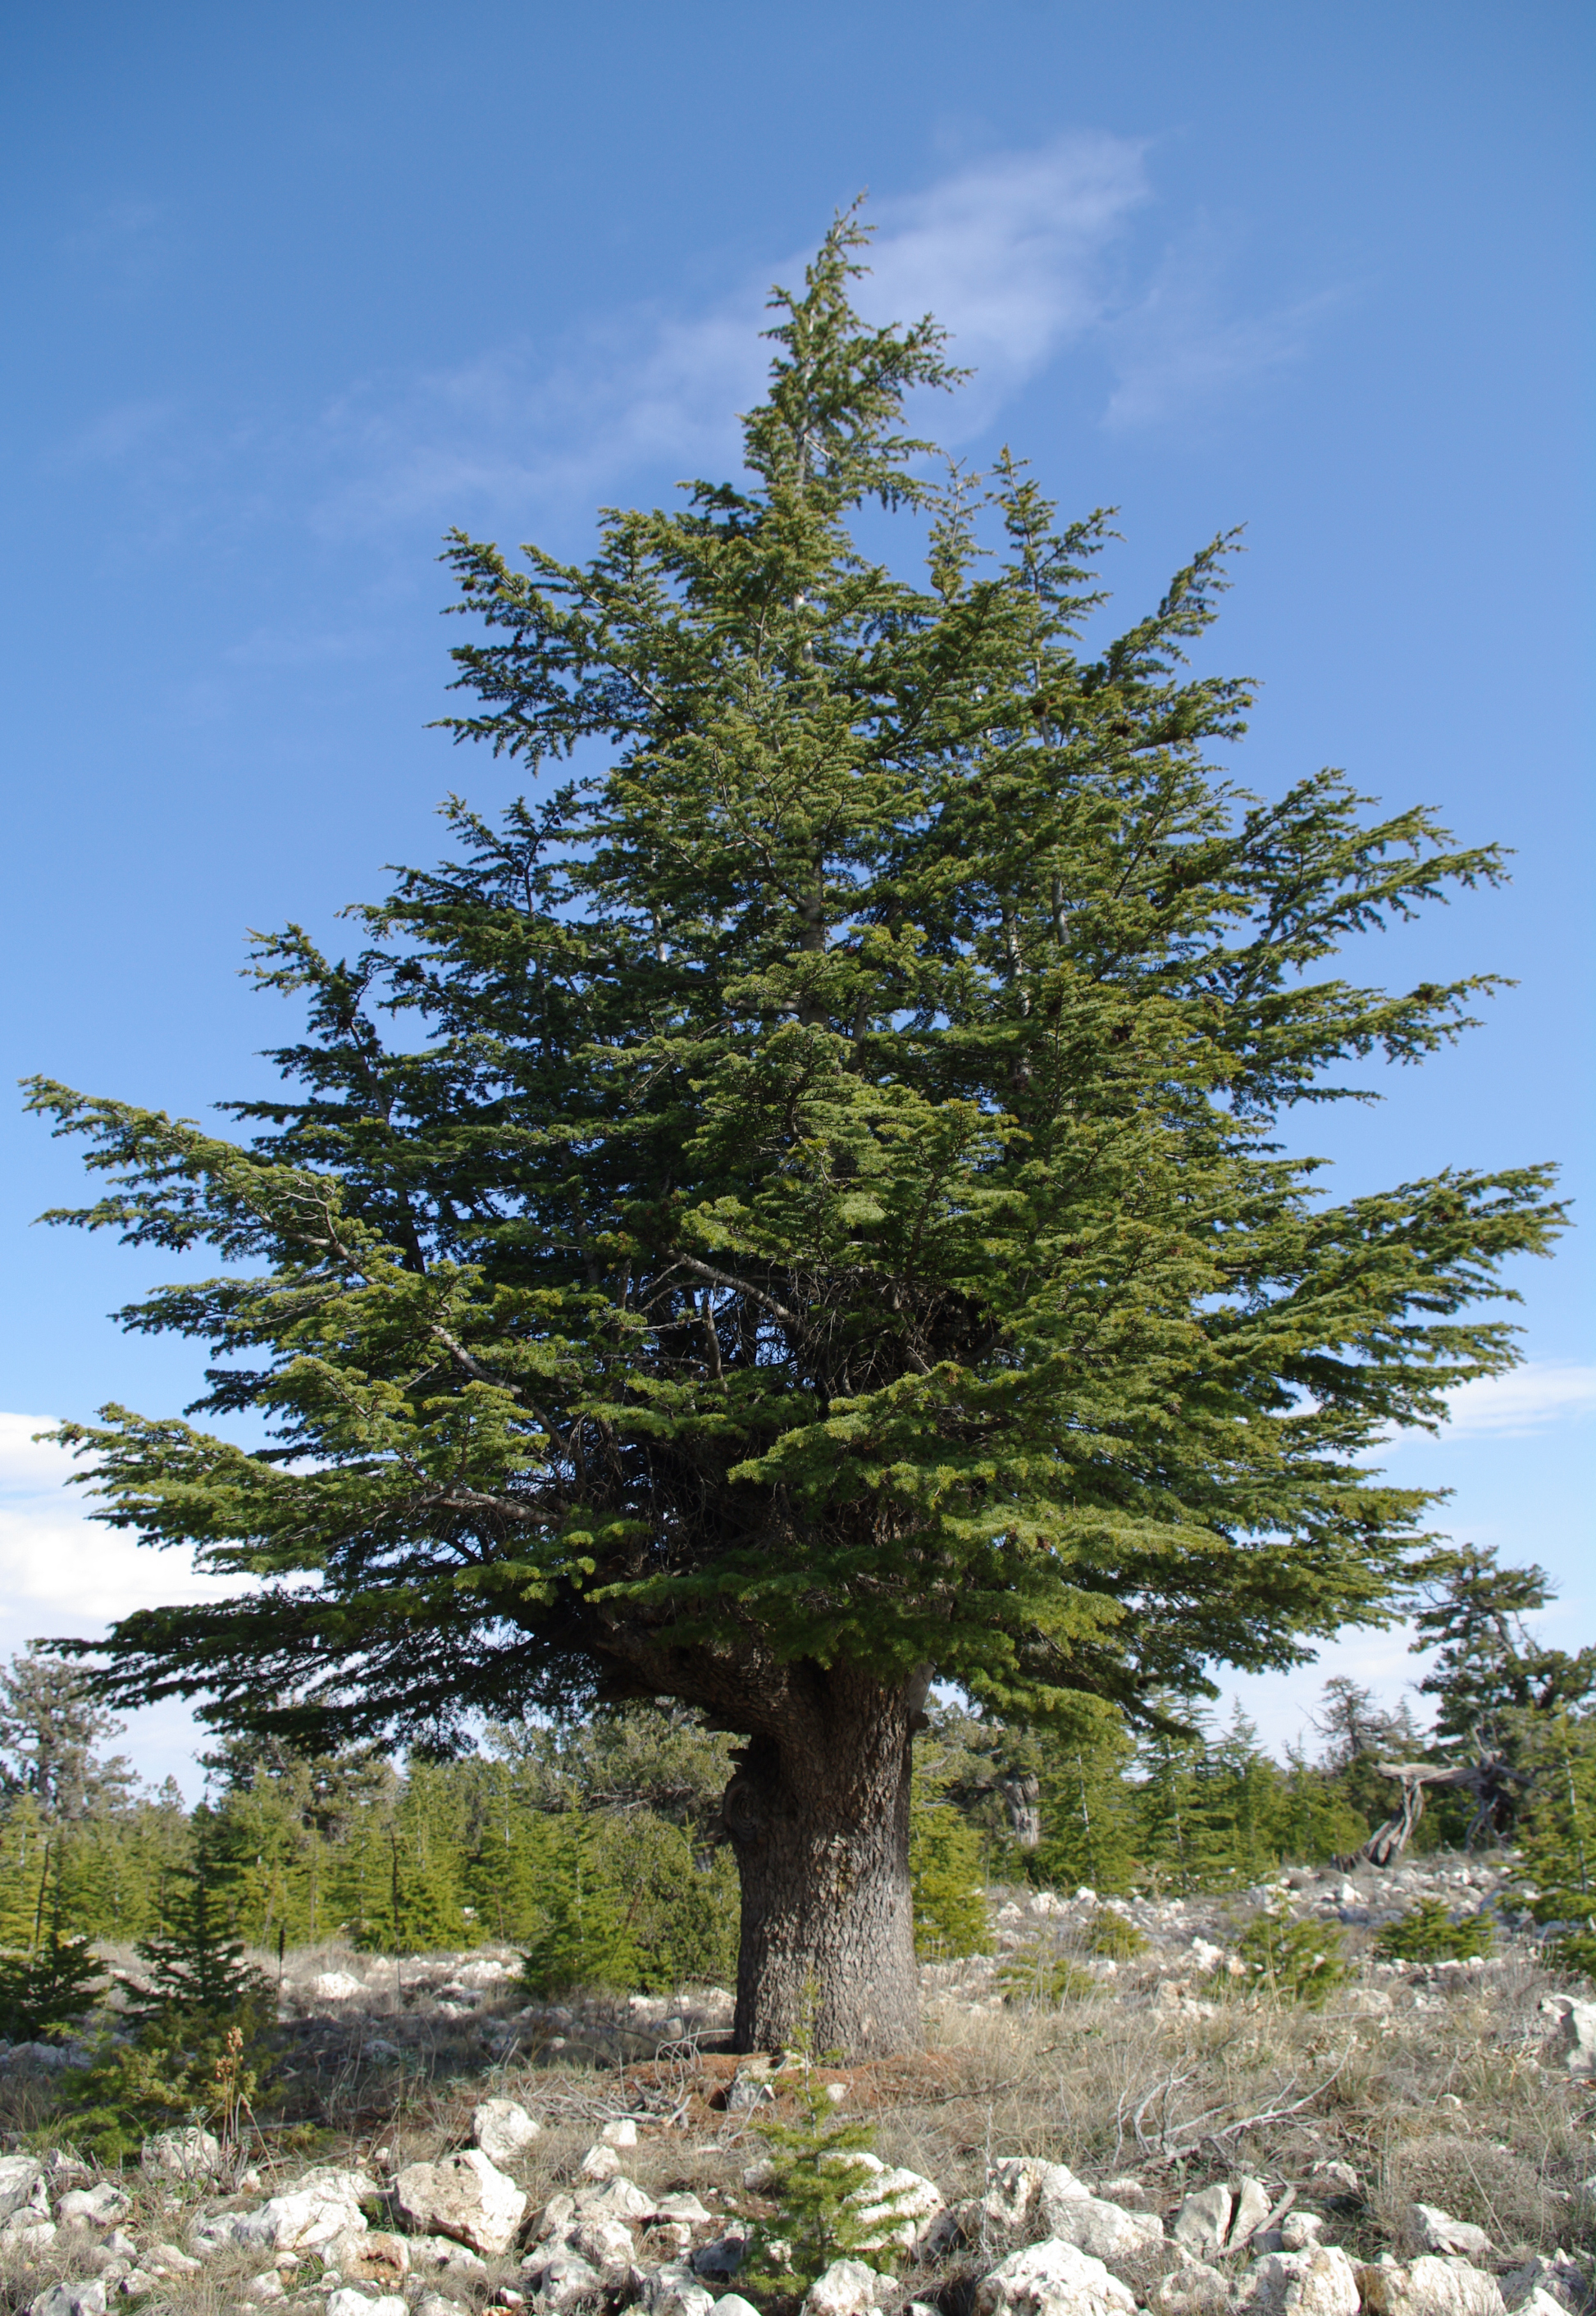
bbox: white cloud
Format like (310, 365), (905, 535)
(0, 1413), (243, 1636)
(862, 138), (1150, 423)
(1102, 215), (1337, 430)
(308, 136), (1151, 537)
(59, 137), (1340, 568)
(1388, 1362), (1596, 1446)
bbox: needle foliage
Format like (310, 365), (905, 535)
(23, 211), (1564, 1776)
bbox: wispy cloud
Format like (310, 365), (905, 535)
(0, 1414), (242, 1634)
(862, 137), (1150, 423)
(1397, 1362), (1596, 1443)
(307, 134), (1153, 538)
(52, 139), (1341, 588)
(1101, 214), (1338, 430)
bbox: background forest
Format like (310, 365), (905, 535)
(1, 1548), (1591, 2017)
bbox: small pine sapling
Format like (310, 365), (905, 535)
(0, 1926), (106, 2041)
(1083, 1905), (1148, 1959)
(1372, 1899), (1494, 1963)
(741, 2026), (919, 2291)
(1234, 1909), (1346, 2004)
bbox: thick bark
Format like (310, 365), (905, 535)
(720, 1662), (925, 2057)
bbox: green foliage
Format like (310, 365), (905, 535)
(22, 212), (1561, 1848)
(57, 2014), (265, 2168)
(1510, 1710), (1596, 1969)
(1545, 1927), (1596, 1983)
(518, 1813), (640, 1996)
(1372, 1898), (1494, 1962)
(590, 1809), (740, 1990)
(1415, 1548), (1596, 1754)
(1083, 1904), (1147, 1958)
(996, 1937), (1095, 2005)
(1233, 1910), (1345, 2004)
(742, 2065), (898, 2292)
(134, 1805), (271, 2022)
(910, 1801), (990, 1960)
(1027, 1713), (1140, 1896)
(0, 1928), (106, 2041)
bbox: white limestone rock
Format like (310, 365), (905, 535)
(529, 2253), (605, 2308)
(655, 2194), (714, 2226)
(307, 1971), (367, 2002)
(405, 2234), (490, 2277)
(1175, 2190), (1235, 2257)
(643, 2257), (717, 2316)
(1042, 2195), (1162, 2265)
(0, 2158), (49, 2226)
(1147, 2259), (1233, 2316)
(574, 2177), (657, 2224)
(29, 2286), (107, 2316)
(393, 2149), (528, 2257)
(1499, 2256), (1591, 2316)
(333, 2230), (410, 2285)
(206, 2188), (368, 2258)
(57, 2186), (131, 2231)
(1398, 2209), (1493, 2262)
(984, 2159), (1091, 2236)
(847, 2167), (946, 2253)
(1229, 2182), (1273, 2252)
(141, 2127), (222, 2181)
(326, 2292), (404, 2316)
(974, 2238), (1138, 2316)
(473, 2097), (543, 2169)
(1541, 1999), (1596, 2077)
(1357, 2259), (1506, 2316)
(1236, 2245), (1360, 2316)
(804, 2259), (900, 2316)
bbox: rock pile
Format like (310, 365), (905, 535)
(7, 2090), (1591, 2316)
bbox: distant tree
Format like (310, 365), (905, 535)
(1414, 1546), (1596, 1748)
(135, 1804), (267, 2020)
(1310, 1675), (1427, 1830)
(27, 215), (1565, 2053)
(0, 1648), (136, 1821)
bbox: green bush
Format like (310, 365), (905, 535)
(741, 2067), (911, 2292)
(1234, 1909), (1345, 2004)
(55, 2013), (271, 2167)
(910, 1803), (991, 1960)
(1083, 1905), (1147, 1959)
(1545, 1924), (1596, 1982)
(0, 1931), (107, 2041)
(996, 1938), (1094, 2005)
(1372, 1899), (1494, 1963)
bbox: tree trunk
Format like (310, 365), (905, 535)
(722, 1664), (923, 2057)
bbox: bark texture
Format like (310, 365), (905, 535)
(719, 1662), (925, 2057)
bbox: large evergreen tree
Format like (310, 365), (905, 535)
(26, 216), (1563, 2054)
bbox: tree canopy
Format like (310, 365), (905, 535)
(23, 212), (1566, 2047)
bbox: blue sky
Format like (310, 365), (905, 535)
(2, 1), (1591, 1790)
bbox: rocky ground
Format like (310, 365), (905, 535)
(0, 1853), (1592, 2316)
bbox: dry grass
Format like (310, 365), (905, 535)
(1, 1876), (1592, 2316)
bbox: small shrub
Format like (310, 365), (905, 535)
(1544, 1922), (1596, 1982)
(910, 1803), (991, 1960)
(0, 1932), (107, 2041)
(1372, 1899), (1494, 1963)
(996, 1938), (1095, 2005)
(54, 2009), (270, 2166)
(1083, 1905), (1148, 1959)
(1234, 1909), (1345, 2004)
(741, 2063), (902, 2291)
